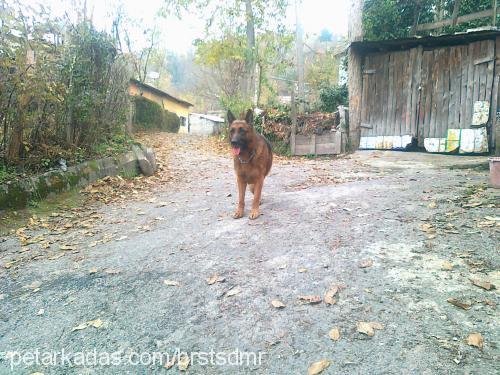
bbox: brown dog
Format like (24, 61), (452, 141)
(228, 109), (273, 219)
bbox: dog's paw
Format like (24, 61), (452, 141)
(249, 209), (260, 220)
(233, 209), (244, 219)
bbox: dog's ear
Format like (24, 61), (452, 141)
(245, 109), (253, 126)
(227, 110), (236, 124)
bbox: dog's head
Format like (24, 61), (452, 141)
(227, 109), (254, 156)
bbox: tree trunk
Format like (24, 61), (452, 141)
(295, 0), (305, 113)
(245, 0), (256, 105)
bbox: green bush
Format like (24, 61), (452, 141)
(133, 97), (180, 133)
(319, 84), (348, 113)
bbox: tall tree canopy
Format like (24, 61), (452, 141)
(363, 0), (497, 41)
(162, 0), (291, 111)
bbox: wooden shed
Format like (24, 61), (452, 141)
(349, 29), (500, 154)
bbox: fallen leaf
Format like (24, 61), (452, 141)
(164, 355), (176, 369)
(72, 323), (88, 332)
(428, 201), (437, 209)
(60, 244), (76, 251)
(225, 287), (241, 297)
(358, 259), (373, 268)
(447, 298), (472, 310)
(298, 295), (322, 304)
(471, 279), (496, 291)
(178, 354), (190, 371)
(271, 300), (286, 309)
(37, 309), (45, 316)
(298, 268), (308, 273)
(89, 267), (98, 274)
(466, 332), (484, 350)
(369, 321), (384, 330)
(324, 286), (338, 305)
(328, 327), (340, 341)
(357, 321), (384, 337)
(206, 273), (225, 285)
(163, 280), (180, 286)
(88, 319), (103, 328)
(441, 261), (453, 271)
(308, 359), (330, 375)
(419, 223), (433, 232)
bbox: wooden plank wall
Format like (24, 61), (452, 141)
(294, 132), (341, 156)
(361, 49), (421, 139)
(361, 39), (496, 148)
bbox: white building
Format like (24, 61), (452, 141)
(187, 113), (225, 136)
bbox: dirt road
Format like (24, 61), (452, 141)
(0, 133), (498, 374)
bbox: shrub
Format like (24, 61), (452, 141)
(133, 97), (180, 133)
(318, 84), (348, 113)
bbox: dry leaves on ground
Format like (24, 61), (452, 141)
(298, 295), (322, 305)
(206, 273), (225, 285)
(307, 359), (331, 375)
(447, 298), (472, 310)
(271, 300), (286, 309)
(328, 328), (340, 341)
(441, 261), (454, 271)
(225, 287), (241, 297)
(72, 318), (103, 332)
(357, 321), (384, 337)
(178, 354), (190, 371)
(358, 259), (373, 268)
(466, 332), (484, 349)
(163, 280), (180, 286)
(471, 279), (496, 291)
(324, 286), (338, 305)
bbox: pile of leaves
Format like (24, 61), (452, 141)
(255, 108), (340, 144)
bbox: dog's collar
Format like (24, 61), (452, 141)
(237, 149), (256, 164)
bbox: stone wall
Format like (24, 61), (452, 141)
(0, 145), (156, 211)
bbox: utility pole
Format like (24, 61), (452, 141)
(295, 0), (305, 113)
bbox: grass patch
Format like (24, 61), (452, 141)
(0, 189), (85, 236)
(0, 164), (18, 184)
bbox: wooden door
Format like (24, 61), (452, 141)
(417, 40), (495, 146)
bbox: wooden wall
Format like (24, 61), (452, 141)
(360, 38), (497, 148)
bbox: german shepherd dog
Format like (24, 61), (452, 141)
(228, 109), (273, 219)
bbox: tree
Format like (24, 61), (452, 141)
(162, 0), (290, 108)
(363, 0), (496, 41)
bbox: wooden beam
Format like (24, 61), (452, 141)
(474, 56), (495, 65)
(416, 7), (500, 31)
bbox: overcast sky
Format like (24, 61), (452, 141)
(37, 0), (349, 53)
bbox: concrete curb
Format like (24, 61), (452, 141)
(0, 145), (157, 210)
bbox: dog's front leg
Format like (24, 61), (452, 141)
(233, 177), (247, 219)
(249, 177), (264, 220)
